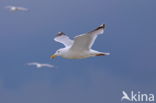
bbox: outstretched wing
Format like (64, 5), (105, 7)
(27, 62), (38, 66)
(70, 24), (105, 51)
(54, 32), (73, 47)
(17, 7), (28, 11)
(42, 64), (54, 68)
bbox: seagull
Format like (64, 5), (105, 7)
(121, 91), (131, 101)
(50, 24), (110, 59)
(5, 6), (29, 12)
(27, 62), (54, 68)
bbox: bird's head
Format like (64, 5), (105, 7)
(50, 48), (64, 59)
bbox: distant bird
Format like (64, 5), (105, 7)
(27, 62), (54, 68)
(50, 24), (110, 59)
(5, 6), (29, 12)
(121, 91), (131, 101)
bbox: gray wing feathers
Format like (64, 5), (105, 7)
(70, 24), (105, 51)
(54, 32), (73, 47)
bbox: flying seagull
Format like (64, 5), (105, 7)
(5, 6), (29, 12)
(50, 24), (110, 59)
(27, 62), (54, 68)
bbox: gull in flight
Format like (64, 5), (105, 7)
(121, 91), (131, 101)
(27, 62), (54, 68)
(51, 24), (110, 59)
(5, 6), (29, 12)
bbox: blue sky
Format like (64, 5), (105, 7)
(0, 0), (156, 103)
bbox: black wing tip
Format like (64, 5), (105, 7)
(100, 24), (105, 28)
(93, 24), (106, 31)
(56, 32), (65, 37)
(98, 24), (105, 29)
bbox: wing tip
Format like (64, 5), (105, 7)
(56, 32), (66, 37)
(96, 24), (105, 30)
(89, 24), (105, 34)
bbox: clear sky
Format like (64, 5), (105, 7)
(0, 0), (156, 103)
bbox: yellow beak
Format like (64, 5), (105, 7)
(50, 54), (57, 59)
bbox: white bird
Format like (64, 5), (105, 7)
(5, 6), (29, 12)
(121, 91), (131, 101)
(50, 24), (110, 59)
(27, 62), (54, 68)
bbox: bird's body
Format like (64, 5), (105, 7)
(51, 24), (110, 59)
(27, 62), (54, 68)
(59, 48), (91, 59)
(58, 48), (107, 59)
(6, 6), (28, 12)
